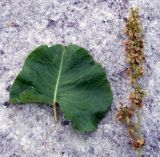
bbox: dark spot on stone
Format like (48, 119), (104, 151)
(147, 16), (151, 21)
(58, 136), (63, 141)
(16, 106), (23, 110)
(61, 152), (65, 155)
(4, 101), (10, 107)
(36, 115), (41, 121)
(0, 50), (5, 55)
(9, 153), (20, 157)
(108, 30), (111, 34)
(62, 120), (69, 125)
(108, 2), (114, 8)
(67, 22), (76, 28)
(6, 85), (11, 91)
(123, 17), (127, 22)
(102, 20), (105, 23)
(10, 76), (15, 80)
(73, 1), (80, 5)
(9, 114), (14, 119)
(29, 133), (33, 138)
(1, 3), (6, 6)
(146, 63), (151, 70)
(117, 33), (124, 39)
(0, 132), (9, 139)
(150, 144), (158, 151)
(11, 22), (20, 28)
(37, 104), (47, 109)
(89, 146), (94, 154)
(47, 19), (56, 28)
(128, 141), (132, 145)
(63, 14), (68, 21)
(70, 9), (75, 13)
(3, 66), (9, 71)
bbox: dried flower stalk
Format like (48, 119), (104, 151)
(116, 8), (145, 157)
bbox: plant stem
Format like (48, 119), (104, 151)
(138, 109), (141, 137)
(53, 103), (58, 122)
(137, 109), (141, 157)
(138, 148), (142, 157)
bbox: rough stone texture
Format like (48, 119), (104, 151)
(0, 0), (160, 157)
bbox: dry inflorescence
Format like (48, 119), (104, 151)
(116, 8), (145, 156)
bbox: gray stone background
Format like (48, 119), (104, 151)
(0, 0), (159, 157)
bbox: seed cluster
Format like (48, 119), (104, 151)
(116, 8), (145, 155)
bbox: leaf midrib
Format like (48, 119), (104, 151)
(53, 47), (65, 104)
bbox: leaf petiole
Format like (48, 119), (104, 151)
(53, 103), (58, 122)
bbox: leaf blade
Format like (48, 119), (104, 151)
(10, 44), (113, 132)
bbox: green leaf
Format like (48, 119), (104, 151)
(10, 44), (113, 132)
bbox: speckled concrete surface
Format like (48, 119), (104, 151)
(0, 0), (160, 157)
